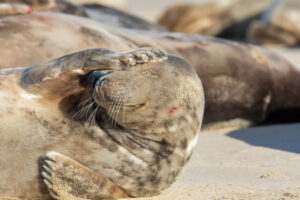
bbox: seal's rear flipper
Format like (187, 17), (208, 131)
(41, 151), (129, 199)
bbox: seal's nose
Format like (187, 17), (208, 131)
(89, 71), (113, 88)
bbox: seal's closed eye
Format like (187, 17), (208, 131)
(88, 71), (113, 88)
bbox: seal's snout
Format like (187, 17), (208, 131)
(89, 71), (113, 88)
(98, 78), (109, 87)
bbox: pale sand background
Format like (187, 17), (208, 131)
(72, 1), (300, 199)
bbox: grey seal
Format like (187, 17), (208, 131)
(0, 47), (204, 199)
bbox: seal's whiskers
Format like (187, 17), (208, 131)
(114, 95), (122, 127)
(122, 103), (126, 127)
(87, 105), (99, 125)
(107, 98), (116, 127)
(78, 97), (92, 108)
(112, 97), (120, 127)
(73, 97), (95, 120)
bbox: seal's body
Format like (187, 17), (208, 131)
(0, 13), (299, 127)
(0, 48), (204, 199)
(0, 0), (164, 31)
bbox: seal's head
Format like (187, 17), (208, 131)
(22, 47), (204, 154)
(89, 49), (204, 151)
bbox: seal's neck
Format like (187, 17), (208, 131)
(103, 124), (199, 165)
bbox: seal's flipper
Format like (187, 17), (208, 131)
(21, 48), (118, 98)
(21, 48), (167, 98)
(41, 151), (129, 200)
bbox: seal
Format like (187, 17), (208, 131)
(0, 0), (164, 31)
(0, 12), (299, 128)
(157, 0), (233, 36)
(248, 0), (300, 47)
(0, 47), (204, 199)
(157, 0), (273, 37)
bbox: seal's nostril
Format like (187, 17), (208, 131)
(89, 71), (113, 88)
(98, 78), (109, 87)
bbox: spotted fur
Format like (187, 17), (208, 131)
(0, 47), (204, 199)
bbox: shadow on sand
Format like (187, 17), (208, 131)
(227, 123), (300, 154)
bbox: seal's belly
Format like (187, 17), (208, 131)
(0, 111), (55, 199)
(0, 116), (106, 198)
(0, 94), (104, 199)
